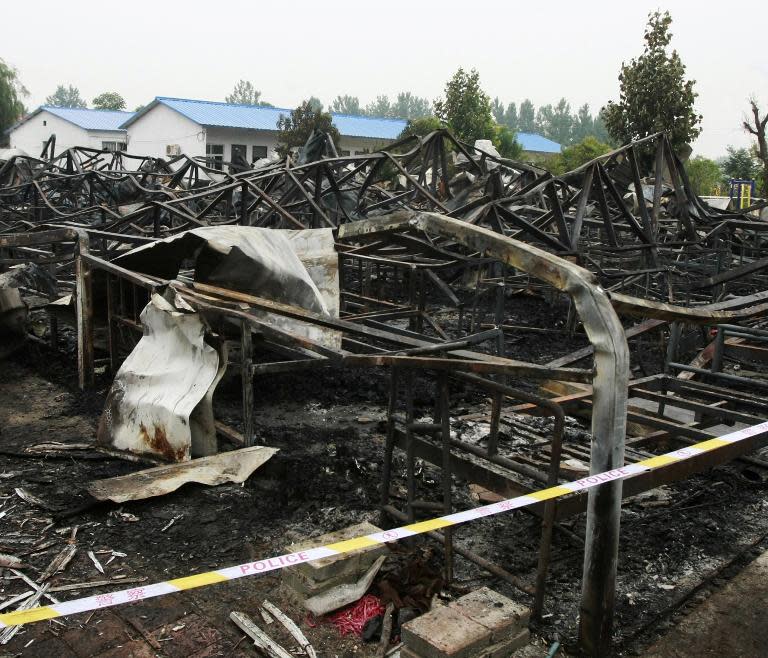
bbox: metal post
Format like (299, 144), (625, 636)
(439, 373), (453, 582)
(241, 319), (254, 446)
(404, 370), (416, 522)
(48, 242), (59, 348)
(106, 274), (119, 374)
(240, 181), (249, 226)
(75, 233), (94, 390)
(380, 367), (399, 527)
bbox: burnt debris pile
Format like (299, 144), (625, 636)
(2, 130), (768, 655)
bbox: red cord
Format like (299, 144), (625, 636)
(327, 594), (385, 637)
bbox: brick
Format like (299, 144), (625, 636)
(286, 522), (388, 582)
(482, 629), (531, 658)
(449, 587), (530, 642)
(402, 606), (491, 658)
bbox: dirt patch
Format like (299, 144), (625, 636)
(1, 321), (768, 656)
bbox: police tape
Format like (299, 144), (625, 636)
(2, 420), (768, 630)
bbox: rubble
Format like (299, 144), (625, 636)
(1, 128), (768, 655)
(282, 522), (389, 613)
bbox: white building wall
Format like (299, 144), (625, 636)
(338, 136), (389, 155)
(9, 111), (88, 156)
(205, 127), (279, 163)
(124, 103), (396, 168)
(85, 130), (129, 151)
(8, 111), (129, 158)
(204, 127), (390, 163)
(125, 103), (206, 161)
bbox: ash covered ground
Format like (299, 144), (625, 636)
(1, 298), (767, 657)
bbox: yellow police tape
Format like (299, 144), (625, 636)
(1, 420), (766, 630)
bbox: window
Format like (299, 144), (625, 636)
(206, 144), (224, 170)
(231, 144), (247, 163)
(341, 150), (351, 157)
(252, 145), (268, 162)
(102, 141), (127, 152)
(43, 120), (47, 126)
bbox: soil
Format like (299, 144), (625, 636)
(1, 295), (767, 657)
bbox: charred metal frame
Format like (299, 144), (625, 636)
(3, 130), (768, 655)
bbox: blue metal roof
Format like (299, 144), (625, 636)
(41, 106), (134, 131)
(122, 97), (407, 140)
(516, 132), (561, 154)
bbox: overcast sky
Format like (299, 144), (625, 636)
(4, 0), (766, 157)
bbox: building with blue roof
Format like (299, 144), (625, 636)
(6, 106), (135, 157)
(122, 97), (408, 167)
(6, 96), (560, 164)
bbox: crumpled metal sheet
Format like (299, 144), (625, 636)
(98, 227), (340, 461)
(256, 228), (341, 350)
(97, 292), (224, 461)
(116, 226), (341, 350)
(87, 446), (279, 503)
(114, 226), (331, 313)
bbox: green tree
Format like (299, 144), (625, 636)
(535, 104), (554, 138)
(601, 10), (702, 153)
(365, 95), (392, 118)
(685, 156), (724, 196)
(276, 100), (340, 157)
(392, 92), (431, 120)
(493, 124), (522, 159)
(572, 104), (594, 142)
(720, 146), (758, 181)
(0, 58), (27, 142)
(504, 102), (518, 131)
(549, 98), (573, 145)
(45, 84), (86, 108)
(549, 136), (613, 175)
(92, 91), (126, 111)
(225, 80), (271, 106)
(330, 95), (362, 115)
(434, 68), (495, 143)
(306, 96), (323, 112)
(399, 116), (443, 140)
(518, 99), (536, 132)
(491, 97), (505, 123)
(591, 114), (611, 144)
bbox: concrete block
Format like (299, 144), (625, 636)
(281, 563), (353, 597)
(402, 606), (491, 658)
(449, 587), (530, 642)
(286, 522), (388, 582)
(400, 647), (425, 658)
